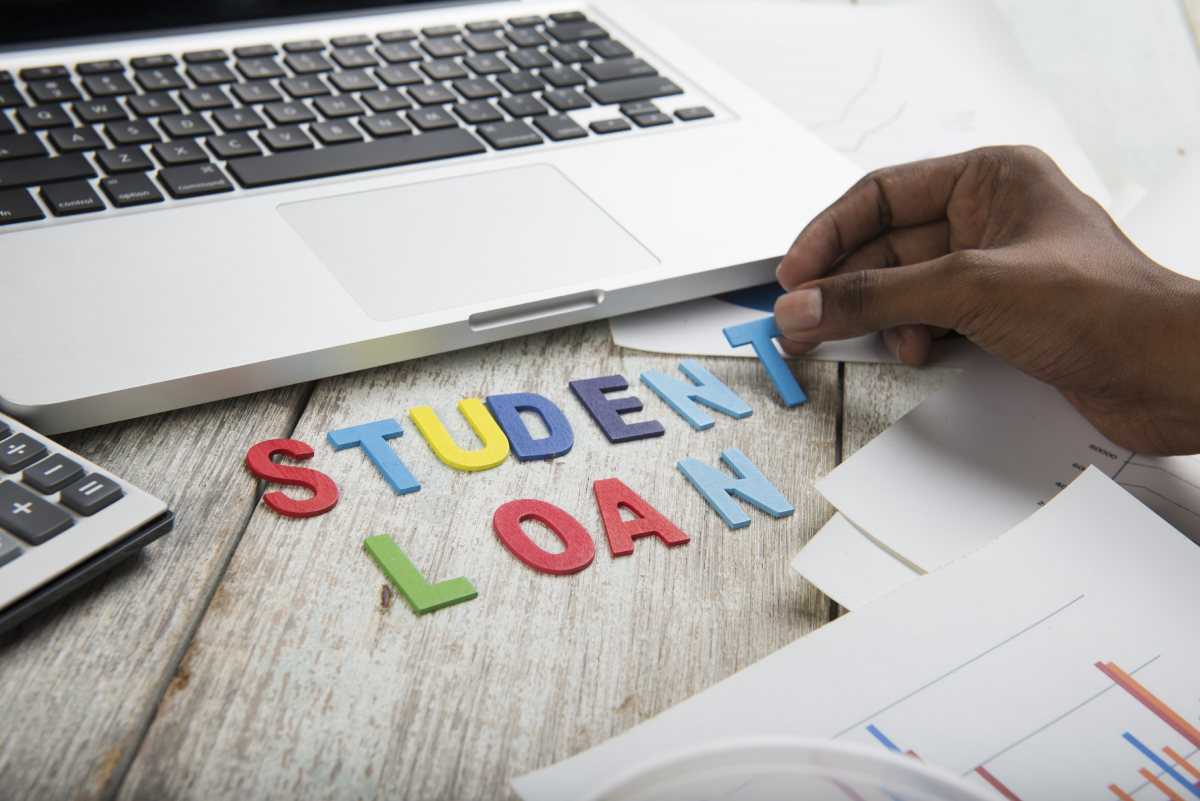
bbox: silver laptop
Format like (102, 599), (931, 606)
(0, 0), (859, 434)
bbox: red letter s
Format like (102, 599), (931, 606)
(246, 439), (339, 518)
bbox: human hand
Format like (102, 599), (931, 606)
(773, 146), (1200, 456)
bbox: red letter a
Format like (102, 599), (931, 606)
(593, 478), (689, 557)
(246, 439), (339, 518)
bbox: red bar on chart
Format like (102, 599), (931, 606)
(975, 766), (1024, 801)
(1096, 662), (1200, 751)
(1140, 768), (1187, 801)
(1163, 746), (1200, 784)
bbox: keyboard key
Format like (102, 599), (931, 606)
(587, 76), (683, 105)
(477, 119), (542, 150)
(676, 106), (714, 121)
(0, 86), (27, 108)
(97, 147), (154, 174)
(0, 153), (94, 187)
(135, 67), (187, 91)
(0, 434), (47, 473)
(497, 71), (544, 93)
(377, 42), (423, 63)
(452, 78), (500, 100)
(157, 162), (234, 198)
(264, 101), (316, 125)
(408, 83), (457, 105)
(22, 453), (84, 494)
(311, 119), (363, 144)
(48, 126), (105, 152)
(376, 65), (423, 86)
(206, 133), (262, 159)
(27, 79), (82, 103)
(540, 66), (587, 88)
(228, 127), (484, 187)
(283, 40), (325, 53)
(0, 481), (73, 544)
(590, 118), (630, 134)
(161, 113), (214, 137)
(422, 25), (459, 37)
(377, 29), (418, 42)
(466, 20), (504, 32)
(631, 111), (672, 127)
(332, 47), (377, 68)
(285, 52), (333, 74)
(360, 113), (411, 137)
(549, 44), (593, 64)
(41, 180), (106, 215)
(259, 125), (313, 152)
(17, 105), (73, 129)
(422, 60), (468, 81)
(464, 32), (507, 52)
(129, 55), (176, 69)
(232, 81), (281, 104)
(362, 89), (411, 112)
(464, 54), (510, 75)
(0, 132), (47, 160)
(0, 71), (10, 84)
(180, 87), (233, 110)
(453, 101), (503, 125)
(422, 38), (467, 59)
(407, 107), (458, 130)
(509, 15), (544, 27)
(100, 173), (164, 206)
(152, 138), (209, 165)
(507, 49), (552, 70)
(77, 60), (123, 75)
(73, 99), (127, 123)
(499, 94), (549, 117)
(0, 188), (45, 225)
(314, 95), (364, 118)
(547, 21), (608, 42)
(188, 63), (237, 85)
(0, 531), (21, 569)
(212, 107), (264, 131)
(233, 45), (277, 58)
(128, 92), (180, 116)
(82, 73), (135, 97)
(61, 474), (124, 516)
(20, 66), (70, 80)
(236, 58), (286, 80)
(583, 58), (656, 83)
(507, 28), (548, 48)
(183, 49), (228, 63)
(591, 39), (634, 59)
(620, 101), (659, 116)
(106, 119), (161, 145)
(281, 76), (330, 98)
(330, 34), (371, 47)
(0, 114), (11, 136)
(543, 89), (590, 111)
(534, 114), (588, 141)
(549, 12), (587, 23)
(330, 70), (377, 92)
(0, 422), (8, 437)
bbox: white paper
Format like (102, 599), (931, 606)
(1118, 152), (1200, 281)
(514, 468), (1200, 800)
(817, 355), (1200, 574)
(791, 513), (923, 611)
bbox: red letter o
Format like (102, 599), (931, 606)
(492, 499), (595, 575)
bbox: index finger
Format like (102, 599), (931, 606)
(776, 151), (973, 291)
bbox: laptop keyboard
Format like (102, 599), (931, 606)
(0, 12), (715, 225)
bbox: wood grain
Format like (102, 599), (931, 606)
(0, 385), (312, 800)
(118, 322), (838, 800)
(842, 362), (962, 462)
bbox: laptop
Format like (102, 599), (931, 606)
(0, 0), (859, 434)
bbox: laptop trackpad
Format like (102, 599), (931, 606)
(277, 164), (660, 322)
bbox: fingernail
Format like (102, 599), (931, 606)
(777, 288), (822, 330)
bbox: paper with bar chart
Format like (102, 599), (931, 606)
(513, 469), (1200, 800)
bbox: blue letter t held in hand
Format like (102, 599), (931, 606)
(327, 418), (421, 495)
(677, 448), (794, 528)
(723, 316), (807, 407)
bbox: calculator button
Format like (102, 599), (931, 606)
(22, 453), (85, 493)
(60, 474), (124, 516)
(100, 173), (164, 207)
(0, 187), (45, 225)
(41, 180), (106, 215)
(0, 481), (74, 544)
(0, 531), (22, 568)
(0, 434), (48, 472)
(0, 422), (9, 438)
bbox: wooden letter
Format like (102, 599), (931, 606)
(639, 360), (752, 430)
(364, 534), (477, 614)
(492, 499), (595, 574)
(676, 448), (794, 529)
(409, 398), (510, 471)
(484, 393), (574, 461)
(723, 316), (807, 407)
(593, 478), (689, 557)
(326, 418), (420, 494)
(568, 375), (664, 443)
(245, 439), (339, 518)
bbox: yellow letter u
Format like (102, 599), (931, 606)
(409, 399), (510, 471)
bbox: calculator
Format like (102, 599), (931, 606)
(0, 411), (174, 634)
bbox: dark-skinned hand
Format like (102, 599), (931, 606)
(774, 146), (1200, 456)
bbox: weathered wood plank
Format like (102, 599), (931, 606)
(0, 385), (312, 800)
(843, 363), (962, 461)
(119, 322), (837, 800)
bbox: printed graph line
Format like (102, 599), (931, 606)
(1122, 461), (1200, 496)
(1109, 785), (1136, 800)
(838, 102), (907, 154)
(1117, 483), (1200, 521)
(1164, 747), (1200, 782)
(975, 766), (1023, 801)
(832, 595), (1085, 739)
(1098, 662), (1200, 749)
(807, 51), (884, 131)
(1122, 747), (1200, 799)
(1140, 767), (1187, 801)
(1124, 733), (1200, 800)
(1111, 452), (1138, 481)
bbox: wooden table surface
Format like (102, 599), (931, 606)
(3, 1), (1200, 798)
